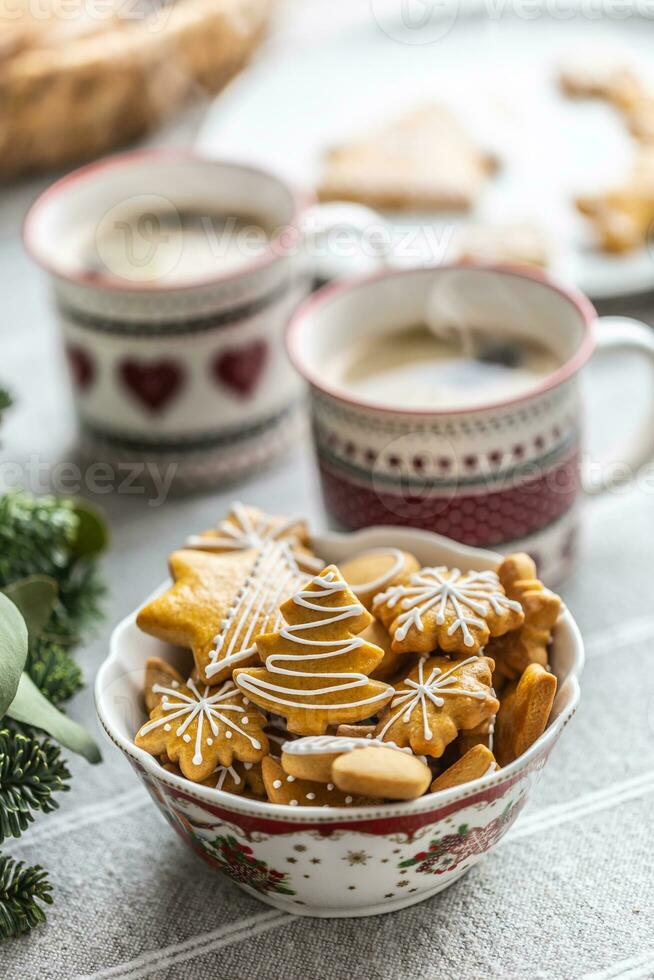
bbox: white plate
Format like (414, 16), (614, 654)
(197, 7), (654, 300)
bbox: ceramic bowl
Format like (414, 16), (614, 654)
(95, 526), (583, 918)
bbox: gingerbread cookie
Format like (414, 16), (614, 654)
(335, 725), (377, 739)
(135, 678), (268, 781)
(559, 62), (642, 108)
(373, 565), (524, 655)
(201, 763), (248, 794)
(137, 543), (308, 685)
(144, 657), (185, 712)
(375, 655), (499, 758)
(488, 553), (561, 682)
(456, 222), (552, 269)
(262, 756), (364, 807)
(332, 745), (431, 801)
(339, 548), (420, 611)
(317, 105), (496, 211)
(494, 663), (557, 767)
(235, 566), (394, 735)
(363, 618), (412, 683)
(280, 734), (415, 784)
(185, 501), (323, 574)
(457, 716), (495, 756)
(430, 744), (497, 793)
(576, 149), (654, 253)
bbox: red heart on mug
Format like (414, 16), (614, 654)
(119, 359), (184, 413)
(66, 344), (96, 391)
(213, 340), (268, 398)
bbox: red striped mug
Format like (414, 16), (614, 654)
(287, 264), (654, 583)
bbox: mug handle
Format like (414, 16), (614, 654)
(583, 315), (654, 495)
(300, 202), (391, 285)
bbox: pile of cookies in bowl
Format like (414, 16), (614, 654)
(133, 502), (562, 808)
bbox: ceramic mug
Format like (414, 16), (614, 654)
(24, 149), (386, 488)
(287, 264), (654, 584)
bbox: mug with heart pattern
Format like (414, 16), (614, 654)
(25, 150), (384, 487)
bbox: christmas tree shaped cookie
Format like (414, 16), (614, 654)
(135, 678), (268, 782)
(234, 566), (394, 735)
(137, 543), (308, 685)
(375, 655), (499, 757)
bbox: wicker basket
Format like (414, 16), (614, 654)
(0, 0), (274, 179)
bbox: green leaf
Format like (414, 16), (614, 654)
(0, 594), (28, 718)
(2, 577), (58, 644)
(70, 501), (108, 559)
(6, 674), (101, 764)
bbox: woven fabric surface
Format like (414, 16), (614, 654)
(2, 451), (654, 980)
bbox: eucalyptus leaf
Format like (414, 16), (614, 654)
(0, 593), (28, 717)
(70, 501), (108, 559)
(7, 673), (101, 764)
(2, 576), (58, 643)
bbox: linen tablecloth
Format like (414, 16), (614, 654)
(2, 4), (654, 975)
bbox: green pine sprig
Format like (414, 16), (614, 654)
(0, 856), (53, 940)
(0, 492), (105, 646)
(0, 729), (70, 844)
(26, 640), (83, 707)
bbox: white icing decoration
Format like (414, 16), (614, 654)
(185, 501), (324, 572)
(281, 735), (412, 756)
(345, 796), (353, 804)
(374, 566), (522, 648)
(235, 571), (392, 714)
(208, 765), (242, 791)
(272, 779), (282, 789)
(290, 800), (299, 806)
(206, 540), (308, 679)
(306, 792), (316, 800)
(346, 548), (406, 596)
(377, 656), (489, 743)
(139, 679), (261, 766)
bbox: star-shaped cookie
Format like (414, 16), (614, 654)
(184, 501), (324, 574)
(373, 565), (524, 655)
(137, 544), (308, 685)
(374, 655), (499, 758)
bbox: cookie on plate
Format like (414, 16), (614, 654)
(317, 104), (496, 211)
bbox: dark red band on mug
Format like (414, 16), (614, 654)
(317, 449), (581, 547)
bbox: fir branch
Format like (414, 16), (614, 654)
(0, 492), (105, 645)
(25, 640), (83, 707)
(0, 856), (52, 939)
(0, 730), (70, 844)
(0, 390), (10, 412)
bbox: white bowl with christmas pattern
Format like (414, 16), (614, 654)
(95, 526), (583, 918)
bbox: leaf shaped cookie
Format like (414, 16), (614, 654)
(135, 678), (268, 781)
(234, 566), (394, 735)
(375, 655), (499, 758)
(373, 566), (524, 655)
(136, 542), (308, 685)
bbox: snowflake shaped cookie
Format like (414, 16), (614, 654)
(373, 566), (524, 655)
(375, 655), (499, 757)
(135, 678), (268, 782)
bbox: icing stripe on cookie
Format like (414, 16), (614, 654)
(236, 570), (391, 713)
